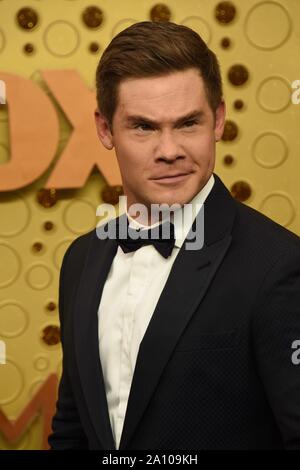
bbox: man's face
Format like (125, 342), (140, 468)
(95, 67), (225, 221)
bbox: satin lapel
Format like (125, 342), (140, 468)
(73, 230), (118, 450)
(119, 173), (237, 449)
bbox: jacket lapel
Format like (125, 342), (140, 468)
(73, 231), (118, 449)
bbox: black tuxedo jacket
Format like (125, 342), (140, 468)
(48, 173), (300, 450)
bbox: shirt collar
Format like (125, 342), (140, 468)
(125, 174), (215, 249)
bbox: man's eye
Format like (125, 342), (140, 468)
(135, 123), (152, 131)
(183, 120), (197, 127)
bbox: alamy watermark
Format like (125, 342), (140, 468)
(291, 340), (300, 365)
(96, 196), (205, 250)
(291, 80), (300, 104)
(0, 79), (6, 104)
(0, 340), (6, 365)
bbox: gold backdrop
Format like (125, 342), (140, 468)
(0, 0), (299, 450)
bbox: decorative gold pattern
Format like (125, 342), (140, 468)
(150, 4), (171, 22)
(220, 37), (231, 49)
(82, 6), (104, 28)
(41, 325), (60, 346)
(32, 242), (43, 253)
(43, 221), (54, 231)
(228, 64), (249, 86)
(221, 120), (239, 141)
(23, 43), (35, 54)
(1, 0), (300, 452)
(234, 99), (244, 110)
(215, 1), (236, 24)
(101, 185), (124, 205)
(89, 41), (100, 53)
(46, 302), (56, 312)
(223, 155), (234, 166)
(230, 181), (252, 202)
(36, 189), (58, 208)
(16, 7), (39, 31)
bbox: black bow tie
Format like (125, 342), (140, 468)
(115, 217), (176, 259)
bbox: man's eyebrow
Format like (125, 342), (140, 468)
(124, 110), (204, 126)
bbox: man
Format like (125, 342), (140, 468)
(48, 21), (300, 450)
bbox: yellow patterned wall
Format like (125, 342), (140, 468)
(0, 0), (300, 450)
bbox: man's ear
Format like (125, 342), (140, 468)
(94, 109), (114, 150)
(214, 100), (226, 142)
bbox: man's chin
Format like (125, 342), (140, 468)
(151, 186), (194, 205)
(145, 195), (186, 211)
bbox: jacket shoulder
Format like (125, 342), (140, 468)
(234, 200), (300, 255)
(60, 228), (97, 277)
(66, 228), (95, 255)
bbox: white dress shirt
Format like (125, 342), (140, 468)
(97, 174), (215, 449)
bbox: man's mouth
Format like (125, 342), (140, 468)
(150, 173), (192, 184)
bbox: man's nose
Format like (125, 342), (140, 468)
(156, 130), (182, 161)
